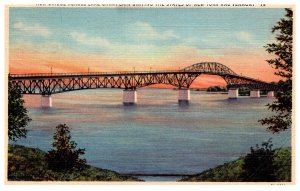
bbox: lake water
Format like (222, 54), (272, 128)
(17, 88), (291, 181)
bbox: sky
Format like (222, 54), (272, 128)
(8, 7), (286, 87)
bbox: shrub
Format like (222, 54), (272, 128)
(240, 139), (277, 182)
(46, 124), (86, 172)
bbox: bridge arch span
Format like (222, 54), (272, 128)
(183, 62), (237, 76)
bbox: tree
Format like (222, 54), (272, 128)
(259, 8), (293, 133)
(238, 86), (250, 96)
(46, 124), (86, 172)
(240, 139), (277, 182)
(8, 81), (31, 141)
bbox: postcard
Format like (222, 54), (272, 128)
(4, 4), (295, 186)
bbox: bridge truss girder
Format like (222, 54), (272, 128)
(10, 73), (198, 95)
(10, 73), (277, 95)
(222, 75), (278, 91)
(9, 62), (279, 95)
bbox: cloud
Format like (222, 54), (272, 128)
(235, 31), (253, 43)
(180, 31), (265, 52)
(131, 21), (178, 40)
(70, 32), (112, 47)
(12, 21), (51, 37)
(69, 31), (175, 58)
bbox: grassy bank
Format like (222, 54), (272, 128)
(180, 147), (291, 182)
(8, 144), (291, 182)
(8, 144), (141, 181)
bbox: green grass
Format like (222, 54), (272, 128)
(180, 147), (291, 182)
(8, 144), (291, 182)
(8, 144), (141, 181)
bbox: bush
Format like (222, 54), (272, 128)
(46, 124), (86, 172)
(8, 144), (140, 181)
(207, 86), (227, 92)
(239, 139), (277, 182)
(238, 86), (250, 96)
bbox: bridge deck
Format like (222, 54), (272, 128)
(9, 70), (221, 78)
(8, 62), (278, 93)
(9, 71), (268, 84)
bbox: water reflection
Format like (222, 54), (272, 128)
(19, 89), (290, 181)
(178, 100), (190, 107)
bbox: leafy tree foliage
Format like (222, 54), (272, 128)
(259, 8), (293, 133)
(238, 86), (250, 96)
(46, 124), (86, 172)
(8, 81), (31, 141)
(207, 86), (227, 92)
(240, 139), (277, 182)
(8, 144), (139, 181)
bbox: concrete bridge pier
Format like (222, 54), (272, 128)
(41, 95), (52, 108)
(178, 89), (190, 104)
(228, 88), (239, 99)
(123, 89), (137, 105)
(267, 91), (274, 97)
(250, 89), (260, 98)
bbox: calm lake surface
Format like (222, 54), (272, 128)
(17, 89), (291, 181)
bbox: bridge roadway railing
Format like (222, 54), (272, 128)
(8, 70), (269, 83)
(9, 70), (186, 77)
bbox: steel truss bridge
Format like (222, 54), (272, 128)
(9, 62), (278, 95)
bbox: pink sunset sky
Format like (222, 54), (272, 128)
(9, 8), (284, 88)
